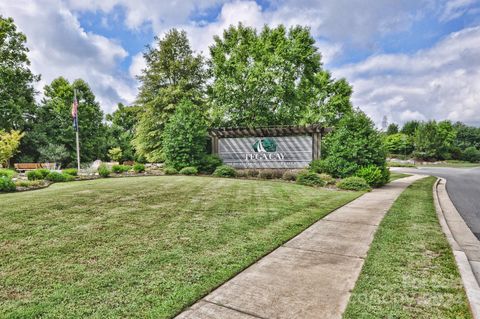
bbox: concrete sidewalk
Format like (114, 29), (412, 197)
(176, 175), (425, 319)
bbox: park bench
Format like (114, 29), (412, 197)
(14, 163), (56, 172)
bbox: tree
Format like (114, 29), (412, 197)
(105, 103), (140, 161)
(412, 121), (443, 160)
(132, 29), (206, 162)
(0, 130), (24, 167)
(0, 15), (39, 131)
(108, 147), (122, 162)
(384, 133), (413, 155)
(29, 77), (107, 165)
(401, 120), (420, 136)
(162, 100), (208, 170)
(38, 144), (69, 165)
(321, 110), (387, 178)
(209, 23), (352, 127)
(386, 123), (399, 135)
(462, 146), (480, 163)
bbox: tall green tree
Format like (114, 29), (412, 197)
(29, 77), (107, 165)
(386, 123), (399, 135)
(0, 15), (39, 131)
(401, 120), (420, 136)
(133, 29), (206, 162)
(162, 100), (208, 170)
(209, 23), (352, 127)
(106, 103), (140, 162)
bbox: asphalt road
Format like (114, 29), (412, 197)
(393, 166), (480, 239)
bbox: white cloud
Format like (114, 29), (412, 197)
(0, 0), (135, 113)
(333, 26), (480, 126)
(439, 0), (477, 22)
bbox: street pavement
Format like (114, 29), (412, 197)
(393, 166), (480, 239)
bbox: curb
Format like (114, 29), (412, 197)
(433, 178), (480, 318)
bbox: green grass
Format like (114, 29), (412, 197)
(389, 172), (411, 182)
(344, 177), (471, 319)
(420, 160), (480, 168)
(0, 176), (361, 318)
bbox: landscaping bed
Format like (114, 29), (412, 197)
(0, 175), (362, 318)
(343, 177), (471, 318)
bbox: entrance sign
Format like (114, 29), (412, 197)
(210, 125), (329, 169)
(219, 136), (311, 168)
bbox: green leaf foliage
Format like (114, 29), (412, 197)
(212, 165), (236, 178)
(355, 165), (390, 187)
(133, 29), (206, 162)
(336, 176), (371, 191)
(97, 164), (110, 178)
(26, 77), (108, 165)
(163, 167), (178, 175)
(384, 133), (413, 155)
(296, 170), (326, 187)
(133, 163), (145, 173)
(322, 110), (387, 178)
(0, 176), (15, 192)
(0, 15), (39, 131)
(413, 120), (456, 160)
(179, 166), (198, 175)
(162, 100), (208, 170)
(198, 154), (222, 174)
(209, 23), (352, 127)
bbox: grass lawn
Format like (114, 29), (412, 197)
(344, 177), (471, 319)
(0, 176), (361, 318)
(420, 161), (480, 168)
(389, 172), (411, 182)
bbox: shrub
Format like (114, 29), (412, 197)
(236, 170), (248, 178)
(63, 168), (78, 176)
(164, 167), (178, 175)
(355, 165), (388, 187)
(213, 165), (236, 178)
(63, 173), (75, 182)
(112, 165), (123, 173)
(198, 155), (223, 174)
(179, 166), (198, 175)
(318, 173), (335, 185)
(133, 163), (145, 173)
(112, 165), (131, 174)
(98, 164), (111, 178)
(336, 177), (371, 191)
(246, 169), (259, 178)
(0, 176), (16, 192)
(296, 171), (326, 187)
(15, 180), (42, 188)
(258, 170), (274, 179)
(309, 159), (328, 174)
(46, 172), (67, 182)
(321, 111), (387, 177)
(0, 169), (15, 178)
(27, 169), (50, 180)
(462, 147), (480, 163)
(282, 170), (298, 181)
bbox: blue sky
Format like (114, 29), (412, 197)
(2, 0), (480, 126)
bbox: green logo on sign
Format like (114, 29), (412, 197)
(252, 138), (277, 153)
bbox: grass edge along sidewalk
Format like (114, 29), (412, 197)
(344, 176), (472, 319)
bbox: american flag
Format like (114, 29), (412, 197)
(72, 92), (78, 130)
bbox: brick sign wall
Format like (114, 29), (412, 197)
(218, 135), (312, 169)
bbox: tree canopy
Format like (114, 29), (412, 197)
(133, 29), (206, 162)
(27, 77), (107, 165)
(209, 24), (352, 127)
(0, 15), (39, 131)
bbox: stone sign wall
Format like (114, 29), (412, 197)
(218, 135), (312, 169)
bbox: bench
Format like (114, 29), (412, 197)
(14, 163), (56, 172)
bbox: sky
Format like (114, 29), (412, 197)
(1, 0), (480, 127)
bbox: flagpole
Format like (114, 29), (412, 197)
(74, 89), (81, 171)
